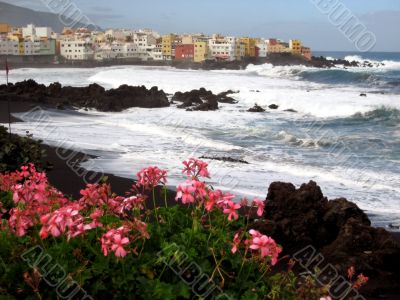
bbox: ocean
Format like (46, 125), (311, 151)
(2, 52), (400, 230)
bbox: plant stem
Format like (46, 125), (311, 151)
(238, 248), (248, 277)
(152, 188), (158, 224)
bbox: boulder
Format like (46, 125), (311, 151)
(248, 104), (265, 112)
(250, 181), (400, 298)
(268, 104), (279, 109)
(172, 88), (227, 111)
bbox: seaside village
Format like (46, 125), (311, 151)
(0, 23), (312, 62)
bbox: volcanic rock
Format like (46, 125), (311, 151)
(268, 104), (279, 109)
(250, 181), (400, 298)
(0, 80), (170, 112)
(248, 104), (265, 112)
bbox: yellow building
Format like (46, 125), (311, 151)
(239, 37), (257, 57)
(268, 43), (291, 54)
(0, 23), (11, 34)
(162, 34), (177, 60)
(194, 41), (208, 62)
(181, 35), (193, 44)
(289, 39), (302, 55)
(18, 39), (25, 55)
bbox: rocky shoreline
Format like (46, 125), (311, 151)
(0, 80), (244, 112)
(3, 54), (384, 71)
(253, 181), (400, 299)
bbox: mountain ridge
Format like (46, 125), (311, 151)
(0, 1), (100, 32)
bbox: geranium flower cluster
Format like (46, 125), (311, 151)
(1, 160), (274, 264)
(3, 164), (69, 236)
(101, 226), (131, 257)
(176, 158), (265, 221)
(136, 166), (167, 190)
(0, 165), (150, 258)
(231, 229), (282, 266)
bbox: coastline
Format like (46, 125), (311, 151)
(1, 100), (400, 298)
(2, 53), (378, 71)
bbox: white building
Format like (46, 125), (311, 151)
(0, 39), (19, 55)
(60, 39), (95, 60)
(209, 36), (243, 61)
(149, 44), (163, 61)
(256, 42), (268, 58)
(94, 44), (117, 61)
(23, 40), (41, 55)
(105, 29), (127, 42)
(122, 42), (139, 58)
(22, 24), (53, 40)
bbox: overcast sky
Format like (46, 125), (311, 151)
(2, 0), (400, 51)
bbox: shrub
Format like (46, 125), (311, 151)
(0, 125), (47, 173)
(0, 159), (366, 299)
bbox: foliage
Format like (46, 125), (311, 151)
(0, 159), (366, 299)
(0, 125), (47, 173)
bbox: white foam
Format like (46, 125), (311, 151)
(3, 66), (400, 228)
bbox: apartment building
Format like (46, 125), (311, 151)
(209, 36), (243, 61)
(289, 39), (302, 55)
(175, 44), (194, 61)
(240, 37), (257, 57)
(60, 39), (94, 60)
(194, 41), (209, 62)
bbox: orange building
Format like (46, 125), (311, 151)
(0, 23), (11, 34)
(301, 47), (312, 61)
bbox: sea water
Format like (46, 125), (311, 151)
(2, 52), (400, 230)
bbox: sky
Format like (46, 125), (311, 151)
(2, 0), (400, 51)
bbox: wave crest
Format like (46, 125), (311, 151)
(350, 107), (400, 124)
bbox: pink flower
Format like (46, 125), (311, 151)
(182, 158), (210, 178)
(136, 166), (167, 190)
(39, 203), (84, 240)
(223, 201), (241, 221)
(249, 232), (282, 265)
(19, 166), (30, 178)
(191, 180), (207, 200)
(217, 192), (235, 208)
(111, 234), (130, 257)
(113, 196), (145, 215)
(176, 184), (196, 204)
(101, 226), (130, 258)
(249, 229), (262, 238)
(252, 198), (265, 217)
(79, 183), (110, 207)
(205, 190), (222, 212)
(231, 233), (241, 254)
(8, 208), (34, 237)
(320, 297), (332, 300)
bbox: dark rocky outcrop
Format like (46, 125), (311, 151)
(248, 104), (266, 112)
(0, 80), (170, 112)
(311, 56), (384, 68)
(250, 181), (400, 298)
(172, 88), (238, 111)
(268, 104), (279, 110)
(199, 156), (249, 164)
